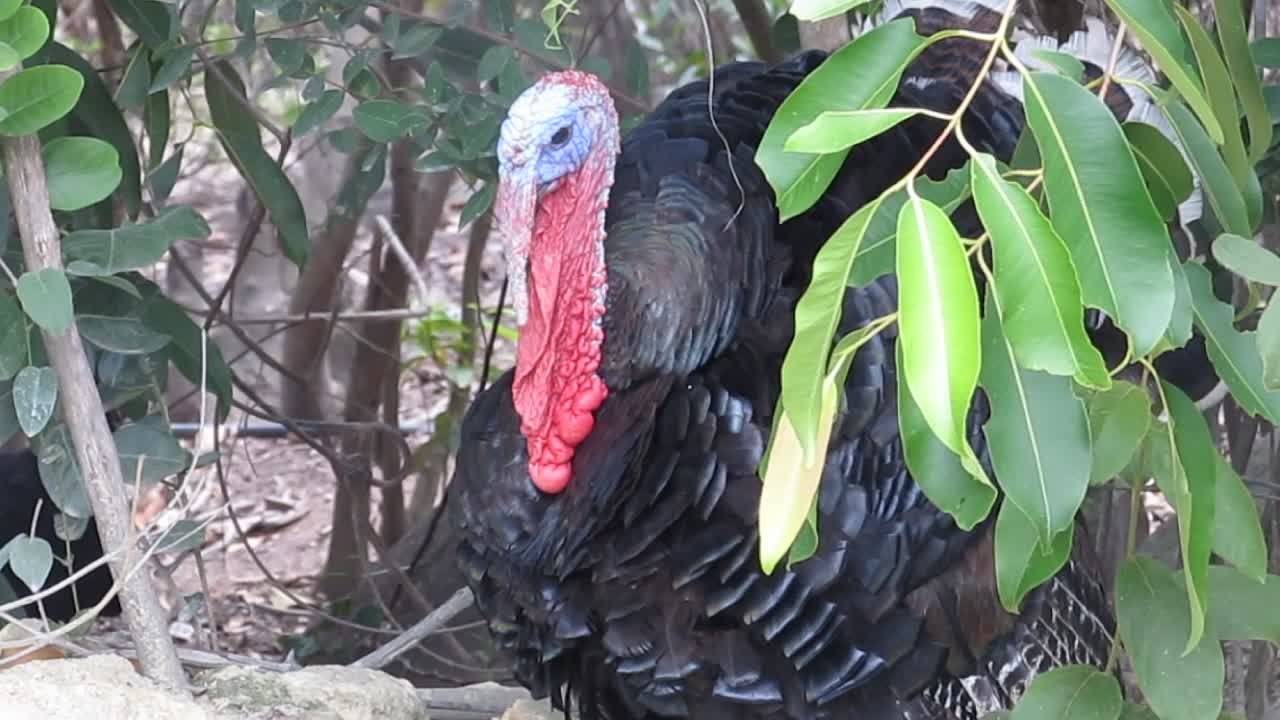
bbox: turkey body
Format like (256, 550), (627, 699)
(0, 449), (120, 623)
(452, 5), (1120, 719)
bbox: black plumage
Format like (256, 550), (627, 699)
(448, 3), (1192, 718)
(0, 449), (120, 623)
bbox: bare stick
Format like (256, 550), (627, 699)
(353, 586), (475, 669)
(0, 69), (187, 689)
(374, 214), (429, 311)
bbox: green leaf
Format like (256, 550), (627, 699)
(1252, 37), (1280, 67)
(114, 420), (189, 483)
(145, 89), (169, 169)
(624, 38), (649, 98)
(477, 45), (513, 84)
(1186, 262), (1280, 422)
(1211, 452), (1266, 580)
(0, 65), (83, 136)
(1123, 121), (1194, 222)
(1022, 71), (1174, 356)
(759, 381), (839, 574)
(43, 43), (142, 217)
(205, 61), (309, 267)
(1010, 665), (1122, 720)
(1206, 566), (1280, 643)
(77, 315), (169, 355)
(1116, 557), (1223, 720)
(138, 282), (233, 422)
(0, 0), (19, 21)
(4, 534), (51, 591)
(781, 196), (884, 458)
(1211, 233), (1280, 286)
(105, 0), (171, 47)
(756, 19), (927, 220)
(353, 99), (417, 142)
(789, 0), (874, 21)
(12, 364), (56, 436)
(897, 194), (989, 486)
(0, 42), (17, 71)
(1156, 382), (1217, 652)
(16, 268), (72, 334)
(30, 424), (90, 519)
(42, 136), (121, 211)
(63, 205), (210, 274)
(1103, 0), (1222, 143)
(1174, 4), (1260, 229)
(1258, 300), (1280, 390)
(147, 142), (182, 205)
(115, 45), (151, 110)
(149, 45), (193, 93)
(0, 291), (27, 380)
(1026, 49), (1085, 81)
(897, 342), (996, 529)
(265, 37), (307, 75)
(1160, 98), (1250, 238)
(293, 89), (343, 137)
(459, 182), (495, 229)
(848, 165), (971, 287)
(391, 22), (443, 59)
(1214, 0), (1271, 162)
(784, 108), (922, 154)
(1165, 257), (1193, 347)
(0, 7), (49, 62)
(994, 500), (1072, 613)
(152, 518), (205, 553)
(1086, 380), (1151, 486)
(980, 291), (1091, 543)
(971, 153), (1108, 387)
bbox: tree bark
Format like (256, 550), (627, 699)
(1, 75), (185, 688)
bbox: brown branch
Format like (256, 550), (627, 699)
(0, 70), (185, 687)
(730, 0), (782, 63)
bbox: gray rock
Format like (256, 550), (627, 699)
(198, 664), (427, 720)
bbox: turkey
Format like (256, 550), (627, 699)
(0, 448), (121, 623)
(451, 2), (1197, 718)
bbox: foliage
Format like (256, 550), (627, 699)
(755, 2), (1280, 718)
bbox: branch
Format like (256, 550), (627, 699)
(0, 68), (186, 688)
(353, 587), (475, 669)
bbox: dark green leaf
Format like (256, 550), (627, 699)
(1252, 37), (1280, 67)
(149, 45), (193, 93)
(16, 268), (72, 334)
(1156, 382), (1218, 651)
(12, 365), (56, 436)
(153, 518), (205, 553)
(31, 424), (89, 519)
(63, 205), (210, 274)
(0, 291), (26, 380)
(43, 136), (121, 211)
(459, 182), (495, 229)
(138, 283), (233, 422)
(265, 37), (307, 75)
(205, 61), (309, 267)
(391, 22), (443, 59)
(115, 45), (151, 110)
(897, 342), (996, 529)
(1186, 262), (1280, 422)
(1258, 299), (1280, 390)
(1206, 566), (1280, 643)
(1103, 0), (1222, 143)
(4, 534), (51, 591)
(42, 43), (142, 216)
(1212, 452), (1266, 580)
(1165, 256), (1193, 346)
(1161, 98), (1250, 237)
(114, 420), (189, 483)
(756, 19), (927, 220)
(145, 89), (169, 169)
(77, 315), (169, 355)
(105, 0), (172, 47)
(1116, 557), (1223, 720)
(994, 500), (1072, 613)
(148, 142), (183, 205)
(1124, 121), (1194, 221)
(477, 45), (513, 84)
(1010, 665), (1122, 720)
(1087, 380), (1151, 486)
(353, 99), (416, 142)
(624, 38), (649, 98)
(293, 89), (344, 138)
(1214, 0), (1271, 162)
(1022, 71), (1174, 356)
(0, 65), (83, 136)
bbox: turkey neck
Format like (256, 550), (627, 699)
(512, 139), (616, 495)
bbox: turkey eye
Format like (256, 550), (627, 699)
(550, 125), (571, 147)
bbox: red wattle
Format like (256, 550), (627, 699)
(510, 146), (612, 495)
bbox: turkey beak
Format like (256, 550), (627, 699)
(495, 167), (536, 328)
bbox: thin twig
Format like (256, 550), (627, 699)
(353, 587), (475, 669)
(374, 214), (429, 311)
